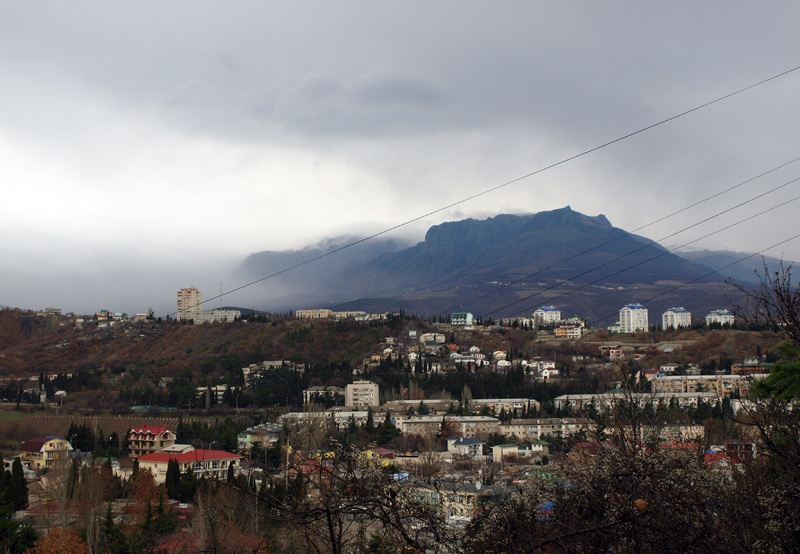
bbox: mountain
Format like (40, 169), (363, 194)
(243, 207), (747, 322)
(329, 207), (717, 293)
(675, 250), (795, 285)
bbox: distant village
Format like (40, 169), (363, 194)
(0, 285), (785, 552)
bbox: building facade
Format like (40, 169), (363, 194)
(450, 312), (474, 326)
(400, 415), (500, 439)
(651, 374), (750, 398)
(177, 287), (203, 322)
(127, 426), (177, 459)
(345, 380), (380, 408)
(533, 306), (561, 326)
(554, 391), (721, 413)
(500, 418), (594, 441)
(137, 448), (242, 483)
(706, 309), (735, 326)
(619, 303), (649, 333)
(662, 307), (692, 330)
(21, 436), (73, 470)
(177, 287), (240, 323)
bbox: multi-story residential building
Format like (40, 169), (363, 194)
(303, 386), (346, 405)
(651, 374), (750, 398)
(706, 309), (735, 326)
(470, 398), (540, 417)
(127, 426), (177, 459)
(450, 312), (474, 326)
(195, 385), (239, 406)
(613, 424), (706, 443)
(192, 309), (240, 323)
(400, 415), (500, 439)
(137, 448), (242, 483)
(533, 306), (561, 326)
(383, 399), (454, 414)
(177, 287), (240, 323)
(296, 309), (334, 320)
(554, 391), (721, 413)
(732, 357), (773, 376)
(345, 380), (380, 408)
(619, 303), (649, 333)
(412, 481), (497, 520)
(177, 287), (203, 322)
(499, 418), (595, 441)
(447, 437), (485, 457)
(662, 307), (692, 330)
(554, 322), (585, 339)
(295, 309), (368, 320)
(21, 436), (73, 470)
(238, 423), (282, 452)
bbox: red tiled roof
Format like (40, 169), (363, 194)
(137, 449), (242, 463)
(704, 452), (741, 467)
(21, 438), (48, 452)
(21, 437), (67, 452)
(128, 426), (171, 436)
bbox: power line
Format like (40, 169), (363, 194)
(485, 175), (800, 315)
(12, 65), (800, 372)
(585, 231), (800, 328)
(166, 64), (800, 318)
(449, 156), (800, 312)
(484, 192), (800, 318)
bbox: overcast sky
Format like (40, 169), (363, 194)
(3, 2), (800, 315)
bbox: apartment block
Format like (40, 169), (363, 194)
(662, 307), (692, 330)
(345, 380), (380, 408)
(619, 303), (649, 333)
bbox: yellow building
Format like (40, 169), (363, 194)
(22, 436), (73, 470)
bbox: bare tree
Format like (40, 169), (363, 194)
(731, 258), (800, 347)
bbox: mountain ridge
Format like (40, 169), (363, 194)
(241, 207), (757, 320)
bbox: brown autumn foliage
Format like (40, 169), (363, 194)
(25, 528), (89, 554)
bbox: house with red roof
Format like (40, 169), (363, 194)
(21, 436), (72, 470)
(137, 448), (242, 483)
(704, 452), (742, 471)
(127, 426), (177, 459)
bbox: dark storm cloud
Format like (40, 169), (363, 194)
(2, 2), (800, 313)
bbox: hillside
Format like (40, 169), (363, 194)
(676, 250), (796, 285)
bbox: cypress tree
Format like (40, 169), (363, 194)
(365, 407), (375, 433)
(165, 459), (180, 500)
(9, 458), (27, 511)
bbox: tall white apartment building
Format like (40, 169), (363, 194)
(619, 303), (648, 333)
(177, 287), (203, 322)
(177, 287), (240, 323)
(662, 307), (692, 330)
(345, 380), (380, 408)
(533, 306), (561, 326)
(706, 309), (735, 326)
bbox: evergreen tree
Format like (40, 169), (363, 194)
(0, 470), (10, 500)
(365, 407), (375, 433)
(376, 413), (400, 446)
(227, 460), (235, 484)
(100, 502), (127, 554)
(178, 467), (196, 503)
(67, 458), (80, 500)
(164, 459), (180, 500)
(9, 458), (27, 511)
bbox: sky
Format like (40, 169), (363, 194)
(2, 2), (800, 316)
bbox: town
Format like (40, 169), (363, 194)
(0, 280), (797, 554)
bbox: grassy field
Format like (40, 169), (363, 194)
(0, 410), (30, 422)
